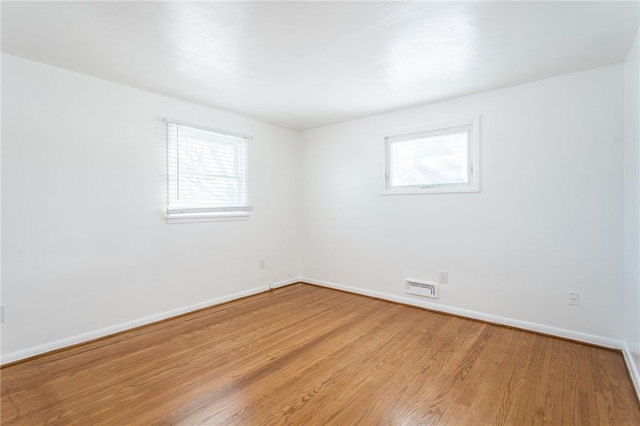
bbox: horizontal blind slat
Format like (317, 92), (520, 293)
(167, 121), (251, 214)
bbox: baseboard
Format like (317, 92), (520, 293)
(622, 344), (640, 400)
(1, 277), (300, 365)
(270, 277), (300, 290)
(301, 277), (625, 350)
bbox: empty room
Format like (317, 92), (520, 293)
(2, 1), (640, 424)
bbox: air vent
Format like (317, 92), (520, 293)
(405, 280), (439, 299)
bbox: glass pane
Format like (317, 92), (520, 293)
(391, 131), (468, 187)
(178, 137), (241, 206)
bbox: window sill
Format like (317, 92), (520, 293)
(166, 211), (250, 224)
(381, 185), (479, 195)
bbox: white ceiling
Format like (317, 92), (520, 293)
(2, 1), (638, 131)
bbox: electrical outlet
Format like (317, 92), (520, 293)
(568, 291), (580, 306)
(0, 305), (4, 322)
(259, 259), (265, 269)
(439, 271), (448, 284)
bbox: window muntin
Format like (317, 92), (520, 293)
(167, 121), (251, 220)
(384, 118), (479, 194)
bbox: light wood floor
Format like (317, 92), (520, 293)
(2, 283), (640, 425)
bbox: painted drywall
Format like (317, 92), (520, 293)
(1, 54), (301, 360)
(1, 51), (632, 365)
(300, 64), (625, 340)
(624, 31), (640, 385)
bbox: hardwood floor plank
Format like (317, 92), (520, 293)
(2, 284), (639, 425)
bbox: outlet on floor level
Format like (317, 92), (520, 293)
(568, 291), (580, 306)
(439, 271), (448, 284)
(259, 259), (265, 269)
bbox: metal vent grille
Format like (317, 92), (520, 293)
(405, 280), (439, 299)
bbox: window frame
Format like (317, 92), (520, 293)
(166, 119), (252, 223)
(382, 116), (480, 195)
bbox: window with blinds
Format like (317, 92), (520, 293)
(166, 120), (252, 221)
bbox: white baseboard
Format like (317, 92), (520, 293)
(270, 278), (300, 289)
(622, 344), (640, 400)
(301, 277), (624, 349)
(1, 277), (300, 365)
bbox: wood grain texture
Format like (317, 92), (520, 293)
(2, 283), (639, 425)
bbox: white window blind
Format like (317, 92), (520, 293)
(167, 120), (252, 219)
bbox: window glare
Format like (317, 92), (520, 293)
(179, 138), (240, 206)
(390, 131), (468, 187)
(167, 121), (251, 217)
(178, 138), (242, 206)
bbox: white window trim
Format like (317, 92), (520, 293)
(166, 211), (250, 224)
(381, 116), (480, 195)
(165, 119), (253, 223)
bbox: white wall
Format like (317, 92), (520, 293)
(1, 52), (633, 366)
(624, 31), (640, 387)
(1, 54), (301, 361)
(300, 65), (625, 341)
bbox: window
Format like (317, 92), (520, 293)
(166, 120), (252, 222)
(383, 117), (480, 194)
